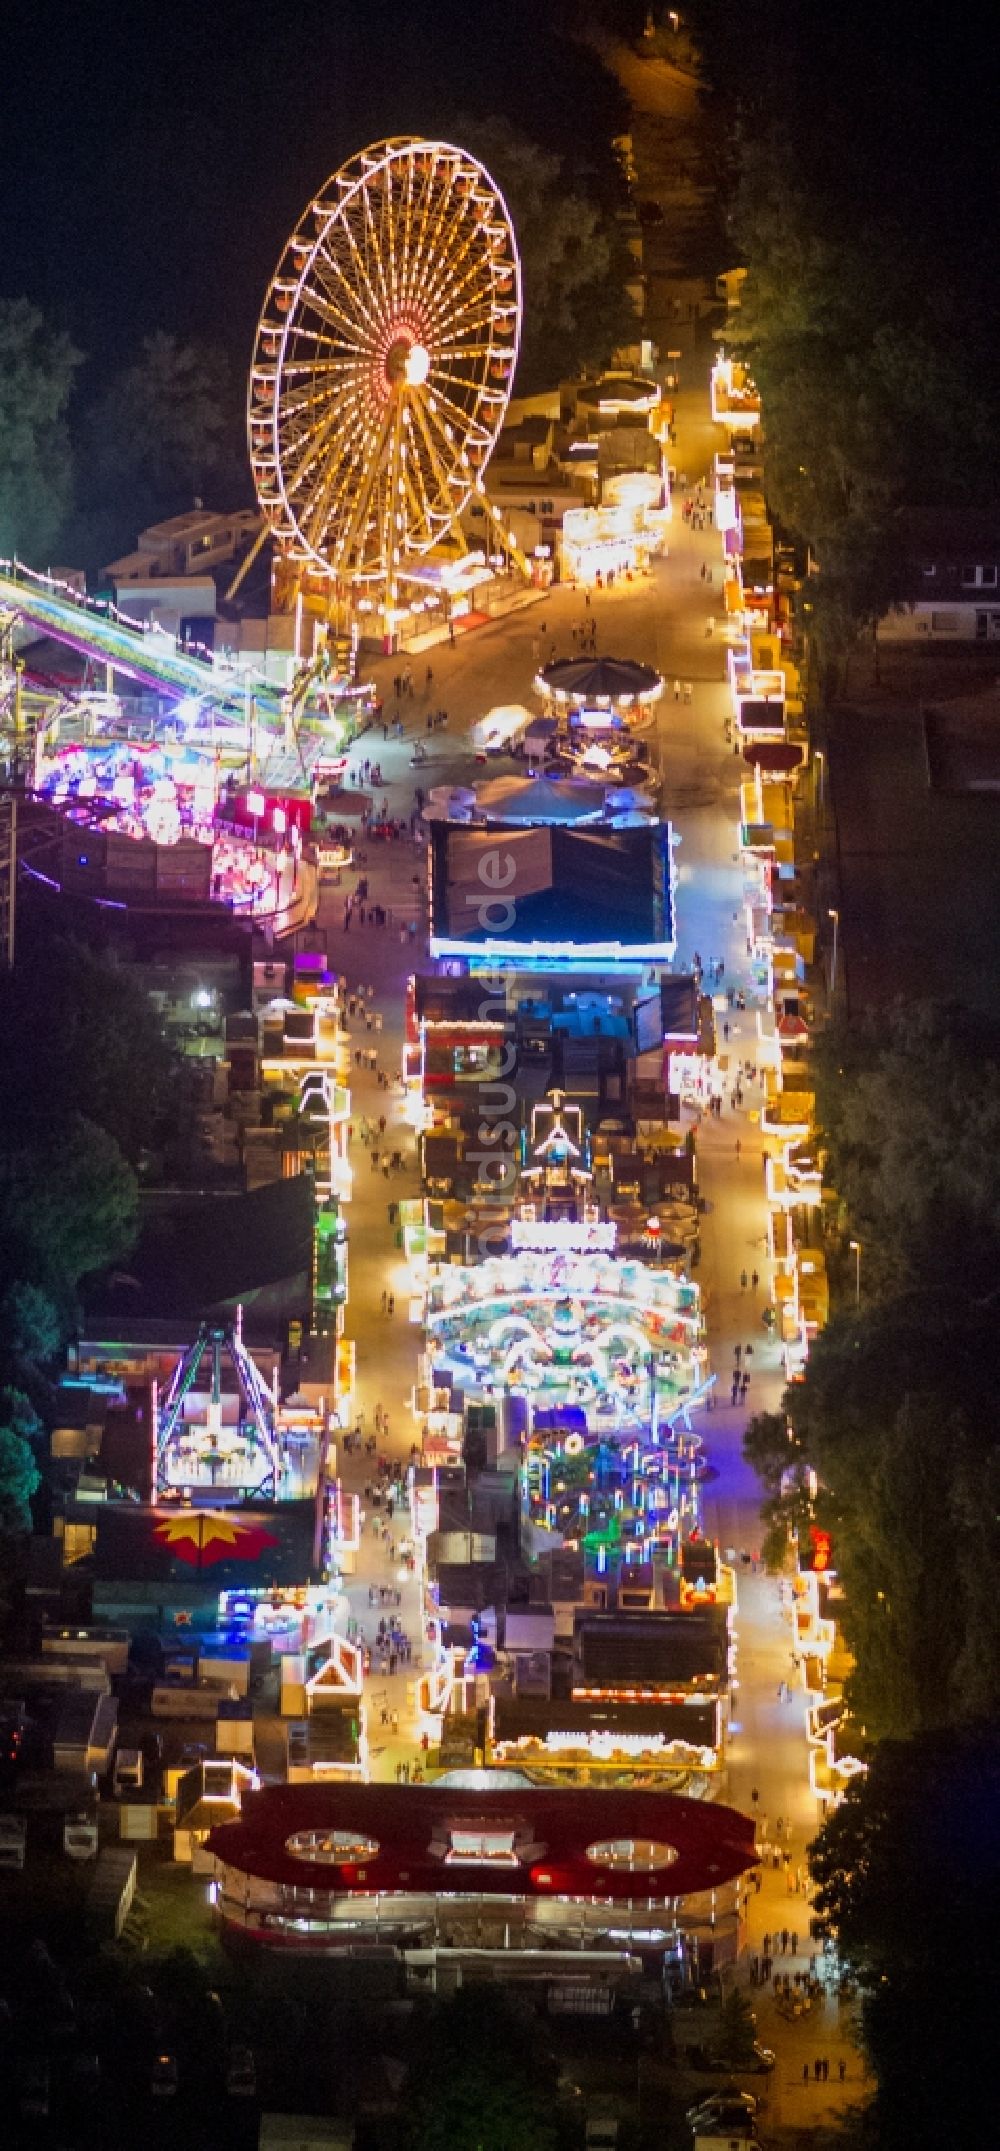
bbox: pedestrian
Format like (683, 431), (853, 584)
(822, 2059), (829, 2083)
(740, 1268), (748, 1289)
(741, 1371), (750, 1402)
(735, 1138), (742, 1160)
(683, 681), (692, 703)
(781, 1927), (789, 1954)
(734, 1343), (742, 1367)
(791, 1931), (799, 1955)
(751, 1268), (759, 1290)
(814, 2059), (823, 2083)
(750, 1784), (759, 1806)
(387, 1292), (395, 1315)
(838, 2059), (846, 2084)
(673, 677), (681, 701)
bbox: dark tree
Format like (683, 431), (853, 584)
(810, 1724), (1000, 2150)
(0, 297), (82, 563)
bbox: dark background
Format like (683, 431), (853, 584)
(2, 0), (626, 376)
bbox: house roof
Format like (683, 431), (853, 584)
(492, 1695), (719, 1750)
(91, 1501), (317, 1586)
(86, 1176), (314, 1332)
(576, 1609), (729, 1687)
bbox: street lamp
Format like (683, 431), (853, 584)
(814, 748), (825, 811)
(849, 1238), (861, 1307)
(828, 906), (839, 997)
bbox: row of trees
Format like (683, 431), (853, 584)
(0, 305), (248, 573)
(748, 1003), (1000, 1739)
(0, 121), (637, 575)
(692, 3), (1000, 670)
(743, 1006), (1000, 2145)
(0, 928), (176, 1540)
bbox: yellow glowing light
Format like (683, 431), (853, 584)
(405, 343), (430, 387)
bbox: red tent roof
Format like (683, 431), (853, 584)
(207, 1780), (756, 1901)
(742, 739), (805, 772)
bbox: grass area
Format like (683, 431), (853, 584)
(133, 1844), (220, 1958)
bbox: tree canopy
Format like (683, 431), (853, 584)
(812, 1001), (1000, 1299)
(455, 117), (637, 393)
(0, 935), (175, 1164)
(692, 5), (1000, 664)
(745, 1002), (1000, 1738)
(0, 297), (82, 564)
(0, 1389), (42, 1534)
(74, 331), (249, 568)
(403, 1988), (565, 2151)
(810, 1723), (1000, 2151)
(0, 1116), (138, 1307)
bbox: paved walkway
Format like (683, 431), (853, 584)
(293, 375), (863, 2120)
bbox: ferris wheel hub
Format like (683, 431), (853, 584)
(403, 342), (431, 388)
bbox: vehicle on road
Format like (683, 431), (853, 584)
(226, 2043), (257, 2097)
(20, 2059), (50, 2119)
(686, 2041), (775, 2075)
(686, 2089), (758, 2128)
(150, 2051), (179, 2098)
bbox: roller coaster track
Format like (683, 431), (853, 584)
(0, 559), (287, 727)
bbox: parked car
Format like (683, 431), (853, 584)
(71, 2049), (101, 2092)
(150, 2051), (179, 2098)
(226, 2043), (257, 2097)
(20, 2059), (51, 2119)
(687, 2090), (758, 2128)
(686, 2042), (775, 2075)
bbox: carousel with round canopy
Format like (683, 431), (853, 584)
(249, 136), (523, 639)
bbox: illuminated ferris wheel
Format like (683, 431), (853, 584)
(248, 136), (522, 622)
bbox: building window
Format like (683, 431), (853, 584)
(961, 565), (998, 588)
(585, 1838), (679, 1872)
(285, 1830), (379, 1864)
(929, 612), (959, 634)
(444, 1830), (520, 1866)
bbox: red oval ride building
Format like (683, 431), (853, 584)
(207, 1777), (757, 1957)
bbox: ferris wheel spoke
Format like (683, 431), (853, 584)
(336, 202), (389, 336)
(409, 392), (466, 530)
(402, 169), (466, 320)
(393, 158), (422, 316)
(343, 402), (398, 564)
(282, 385), (372, 506)
(413, 204), (485, 320)
(311, 404), (390, 573)
(426, 377), (491, 452)
(397, 152), (440, 315)
(280, 380), (364, 465)
(358, 178), (394, 322)
(307, 239), (381, 345)
(427, 254), (497, 335)
(403, 404), (446, 524)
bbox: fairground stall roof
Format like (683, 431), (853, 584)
(428, 822), (675, 967)
(206, 1779), (755, 1899)
(535, 656), (664, 705)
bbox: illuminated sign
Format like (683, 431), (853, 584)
(510, 1220), (617, 1255)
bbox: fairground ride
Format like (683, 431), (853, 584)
(248, 136), (528, 645)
